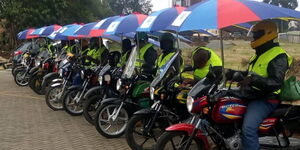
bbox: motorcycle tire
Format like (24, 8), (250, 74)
(155, 131), (205, 150)
(95, 103), (129, 138)
(62, 89), (84, 116)
(14, 69), (29, 86)
(29, 75), (44, 95)
(126, 115), (167, 150)
(83, 95), (103, 125)
(45, 85), (64, 111)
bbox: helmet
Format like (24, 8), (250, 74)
(135, 32), (148, 42)
(159, 32), (175, 43)
(249, 20), (278, 49)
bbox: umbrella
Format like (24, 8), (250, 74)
(30, 27), (47, 36)
(168, 0), (300, 70)
(168, 0), (300, 32)
(47, 24), (78, 40)
(137, 6), (186, 32)
(102, 33), (160, 47)
(60, 24), (83, 37)
(104, 13), (147, 35)
(17, 29), (39, 40)
(75, 16), (120, 37)
(40, 24), (62, 36)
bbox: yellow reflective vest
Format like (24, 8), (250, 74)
(135, 43), (153, 68)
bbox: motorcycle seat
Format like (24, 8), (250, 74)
(269, 105), (300, 119)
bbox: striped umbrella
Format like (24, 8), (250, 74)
(137, 6), (186, 32)
(47, 24), (78, 40)
(75, 16), (120, 37)
(104, 13), (147, 35)
(17, 29), (39, 40)
(40, 24), (62, 36)
(168, 0), (300, 32)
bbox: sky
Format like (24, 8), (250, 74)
(151, 0), (300, 11)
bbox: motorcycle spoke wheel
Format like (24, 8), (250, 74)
(97, 104), (128, 138)
(64, 91), (83, 115)
(48, 87), (63, 109)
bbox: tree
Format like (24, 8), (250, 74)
(263, 0), (298, 10)
(108, 0), (152, 15)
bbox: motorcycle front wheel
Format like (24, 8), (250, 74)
(155, 131), (205, 150)
(95, 103), (129, 138)
(14, 69), (29, 86)
(62, 89), (84, 116)
(126, 114), (167, 150)
(29, 75), (44, 95)
(45, 85), (64, 111)
(83, 95), (103, 125)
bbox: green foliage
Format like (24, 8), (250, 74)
(263, 0), (298, 10)
(107, 0), (153, 15)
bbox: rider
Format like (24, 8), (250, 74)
(226, 20), (292, 150)
(118, 38), (133, 67)
(135, 32), (157, 77)
(157, 32), (183, 75)
(85, 37), (109, 66)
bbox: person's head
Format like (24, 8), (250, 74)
(192, 48), (210, 69)
(159, 33), (175, 53)
(69, 40), (76, 46)
(89, 37), (99, 49)
(248, 20), (278, 49)
(122, 38), (132, 53)
(135, 32), (148, 47)
(81, 39), (89, 48)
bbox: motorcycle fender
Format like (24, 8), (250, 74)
(42, 72), (60, 87)
(52, 78), (63, 83)
(67, 85), (83, 91)
(33, 70), (45, 76)
(83, 86), (104, 100)
(133, 108), (157, 116)
(29, 66), (39, 74)
(101, 98), (122, 105)
(51, 82), (63, 88)
(166, 123), (210, 150)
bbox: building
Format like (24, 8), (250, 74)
(172, 0), (203, 7)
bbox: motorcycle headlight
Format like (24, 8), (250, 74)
(99, 76), (103, 85)
(80, 70), (85, 79)
(150, 87), (155, 100)
(187, 96), (194, 113)
(35, 60), (41, 66)
(116, 79), (122, 91)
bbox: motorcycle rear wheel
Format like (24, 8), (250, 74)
(45, 85), (64, 111)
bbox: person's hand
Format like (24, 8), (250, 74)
(238, 76), (252, 89)
(225, 69), (235, 80)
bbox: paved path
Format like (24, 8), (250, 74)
(0, 70), (130, 150)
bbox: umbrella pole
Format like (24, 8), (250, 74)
(220, 29), (226, 81)
(176, 32), (182, 79)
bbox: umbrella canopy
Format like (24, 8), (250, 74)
(103, 33), (160, 47)
(40, 24), (62, 36)
(61, 24), (83, 37)
(168, 0), (300, 32)
(137, 6), (186, 32)
(75, 16), (120, 37)
(47, 24), (78, 40)
(30, 27), (47, 36)
(104, 13), (147, 35)
(17, 29), (39, 40)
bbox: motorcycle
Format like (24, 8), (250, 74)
(125, 51), (191, 150)
(94, 46), (152, 138)
(155, 73), (300, 150)
(62, 65), (101, 116)
(82, 63), (121, 125)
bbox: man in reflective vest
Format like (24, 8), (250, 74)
(135, 32), (157, 76)
(226, 20), (292, 150)
(118, 38), (133, 67)
(85, 37), (109, 66)
(156, 33), (183, 75)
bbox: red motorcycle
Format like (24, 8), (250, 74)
(155, 74), (300, 150)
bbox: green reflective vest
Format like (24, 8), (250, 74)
(66, 45), (76, 54)
(248, 46), (293, 94)
(135, 43), (153, 68)
(85, 46), (106, 65)
(192, 47), (222, 80)
(118, 51), (129, 67)
(47, 44), (54, 56)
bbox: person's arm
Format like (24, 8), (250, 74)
(249, 54), (289, 93)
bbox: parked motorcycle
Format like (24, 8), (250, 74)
(155, 73), (300, 150)
(94, 46), (152, 138)
(125, 51), (191, 150)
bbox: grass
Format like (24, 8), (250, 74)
(181, 40), (300, 78)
